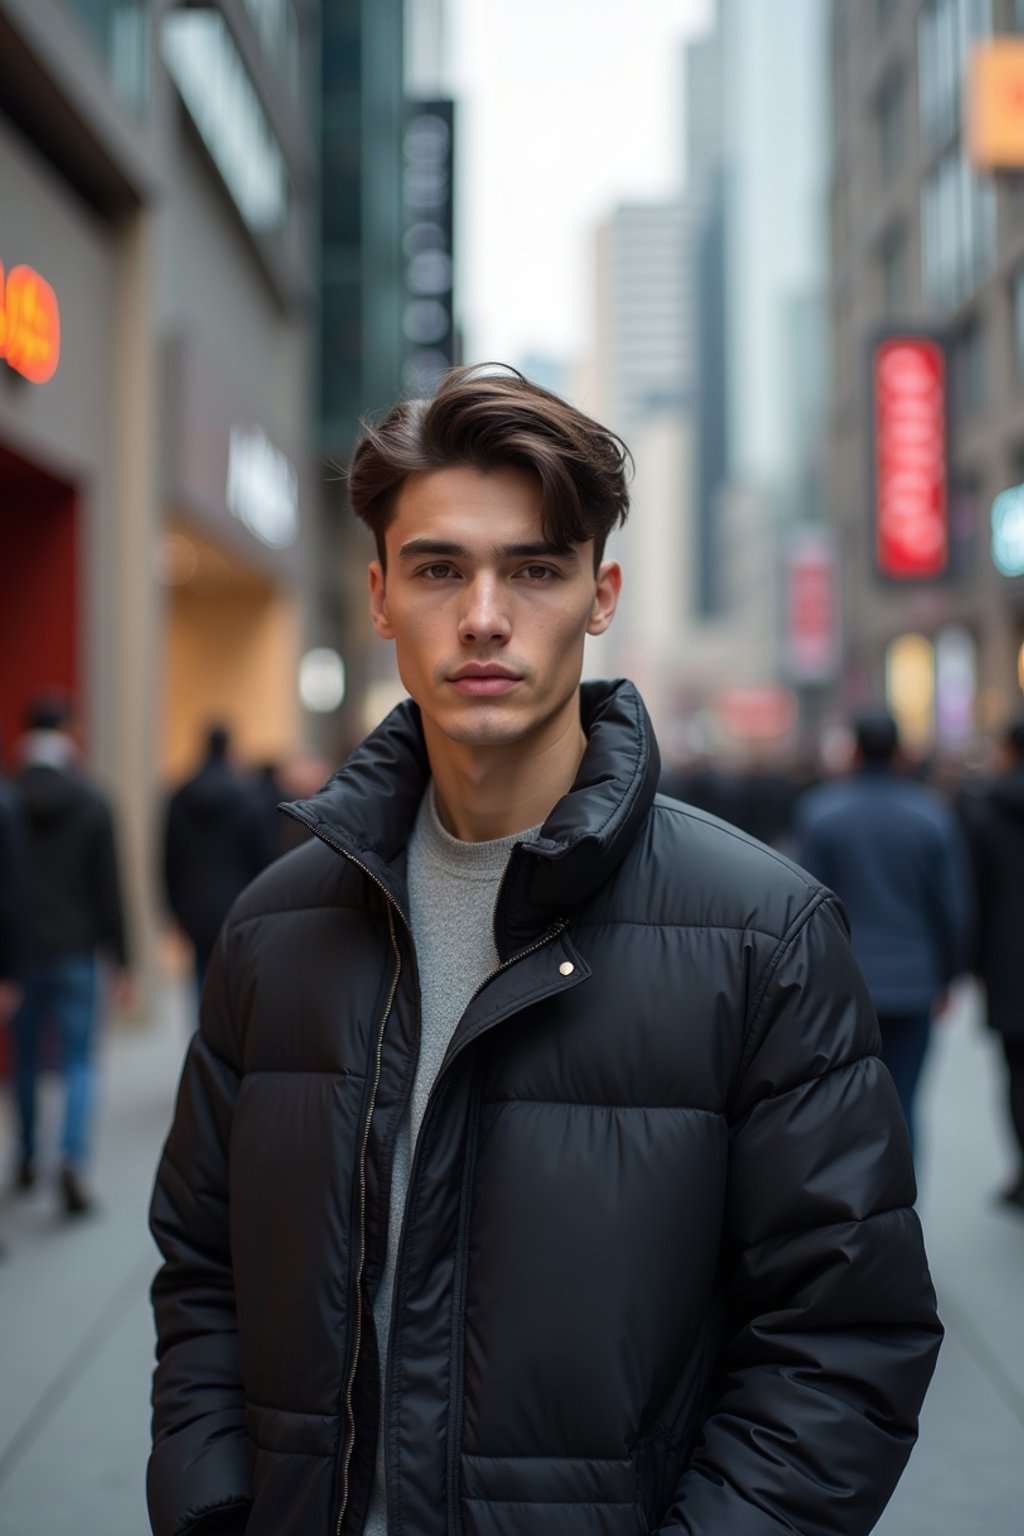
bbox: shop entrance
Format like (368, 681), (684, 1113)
(160, 518), (299, 785)
(0, 441), (78, 765)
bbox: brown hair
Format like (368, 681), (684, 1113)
(348, 364), (631, 569)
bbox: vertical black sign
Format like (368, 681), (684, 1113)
(401, 98), (456, 397)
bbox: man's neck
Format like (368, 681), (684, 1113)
(424, 699), (588, 842)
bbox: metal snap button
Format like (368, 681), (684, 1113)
(558, 961), (574, 976)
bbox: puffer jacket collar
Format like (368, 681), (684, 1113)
(282, 678), (660, 955)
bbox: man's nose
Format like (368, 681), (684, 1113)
(458, 574), (511, 644)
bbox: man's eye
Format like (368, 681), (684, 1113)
(521, 564), (559, 581)
(419, 563), (458, 580)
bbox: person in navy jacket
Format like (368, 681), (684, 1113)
(797, 711), (973, 1158)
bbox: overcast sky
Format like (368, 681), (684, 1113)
(446, 0), (713, 370)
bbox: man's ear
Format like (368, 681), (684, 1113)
(368, 562), (395, 639)
(587, 560), (622, 637)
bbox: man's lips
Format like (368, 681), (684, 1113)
(448, 666), (523, 696)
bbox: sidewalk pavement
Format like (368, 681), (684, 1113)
(0, 981), (1022, 1535)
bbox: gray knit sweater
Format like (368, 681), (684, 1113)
(364, 785), (542, 1536)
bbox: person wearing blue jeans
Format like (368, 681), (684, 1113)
(13, 954), (99, 1199)
(11, 697), (131, 1216)
(875, 1011), (934, 1161)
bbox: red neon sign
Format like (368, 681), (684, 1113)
(0, 262), (61, 384)
(873, 336), (948, 579)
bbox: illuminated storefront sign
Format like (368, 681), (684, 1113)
(0, 261), (60, 383)
(886, 633), (935, 750)
(872, 334), (949, 580)
(934, 625), (976, 745)
(784, 528), (839, 684)
(991, 482), (1024, 578)
(227, 424), (298, 548)
(967, 40), (1024, 170)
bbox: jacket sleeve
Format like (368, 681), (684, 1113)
(659, 894), (942, 1536)
(148, 928), (253, 1536)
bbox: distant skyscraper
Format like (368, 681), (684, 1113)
(719, 0), (828, 485)
(593, 202), (691, 437)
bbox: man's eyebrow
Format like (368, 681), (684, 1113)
(397, 539), (470, 559)
(396, 538), (581, 562)
(498, 542), (580, 561)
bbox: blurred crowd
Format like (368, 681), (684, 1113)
(2, 693), (1023, 1230)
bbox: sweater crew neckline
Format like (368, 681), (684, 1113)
(415, 783), (543, 880)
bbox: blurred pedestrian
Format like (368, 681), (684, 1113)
(149, 367), (939, 1536)
(11, 696), (131, 1216)
(797, 711), (973, 1159)
(964, 711), (1024, 1211)
(252, 760), (288, 861)
(0, 764), (25, 1030)
(0, 764), (26, 1258)
(162, 724), (275, 995)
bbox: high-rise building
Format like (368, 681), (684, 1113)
(828, 0), (1024, 748)
(593, 202), (691, 437)
(676, 0), (832, 749)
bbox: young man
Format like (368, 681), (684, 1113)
(149, 368), (941, 1536)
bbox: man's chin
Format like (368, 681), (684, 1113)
(430, 699), (533, 749)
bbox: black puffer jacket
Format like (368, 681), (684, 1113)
(149, 681), (941, 1536)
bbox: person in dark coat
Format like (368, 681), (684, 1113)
(965, 712), (1024, 1210)
(12, 696), (131, 1215)
(162, 725), (275, 993)
(148, 368), (941, 1536)
(0, 768), (25, 1029)
(797, 711), (973, 1159)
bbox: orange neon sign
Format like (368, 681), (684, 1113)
(0, 261), (61, 383)
(967, 40), (1024, 170)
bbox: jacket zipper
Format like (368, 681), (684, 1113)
(385, 914), (568, 1536)
(337, 895), (401, 1536)
(283, 807), (568, 1536)
(465, 918), (567, 1008)
(284, 817), (410, 1536)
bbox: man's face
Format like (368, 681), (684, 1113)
(368, 464), (620, 753)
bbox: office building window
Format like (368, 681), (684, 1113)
(1013, 265), (1024, 379)
(60, 0), (150, 112)
(921, 141), (996, 310)
(953, 314), (988, 416)
(881, 222), (909, 314)
(1014, 0), (1024, 33)
(243, 0), (300, 95)
(918, 0), (992, 155)
(878, 68), (907, 181)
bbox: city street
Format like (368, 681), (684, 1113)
(0, 980), (1022, 1535)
